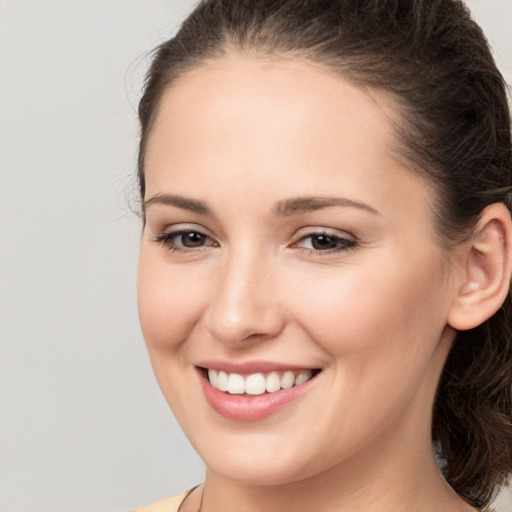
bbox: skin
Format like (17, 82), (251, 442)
(137, 54), (480, 511)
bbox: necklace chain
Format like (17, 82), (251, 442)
(177, 486), (203, 512)
(197, 488), (203, 512)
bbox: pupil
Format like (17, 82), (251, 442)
(183, 232), (205, 247)
(312, 235), (337, 250)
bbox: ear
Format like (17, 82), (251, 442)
(448, 203), (512, 331)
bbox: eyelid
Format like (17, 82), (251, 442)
(152, 222), (212, 238)
(292, 226), (356, 242)
(151, 223), (357, 254)
(151, 224), (218, 252)
(290, 227), (358, 254)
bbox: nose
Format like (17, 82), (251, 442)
(204, 248), (286, 347)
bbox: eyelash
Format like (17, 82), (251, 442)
(153, 229), (357, 255)
(293, 232), (357, 255)
(153, 229), (217, 253)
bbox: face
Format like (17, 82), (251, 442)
(138, 55), (457, 486)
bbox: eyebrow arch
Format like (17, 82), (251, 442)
(272, 196), (379, 216)
(144, 194), (212, 215)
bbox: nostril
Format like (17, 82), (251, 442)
(204, 271), (286, 346)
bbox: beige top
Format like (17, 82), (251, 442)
(131, 487), (492, 511)
(131, 489), (194, 512)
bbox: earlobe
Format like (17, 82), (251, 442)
(448, 203), (512, 331)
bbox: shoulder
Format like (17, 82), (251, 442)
(130, 489), (193, 512)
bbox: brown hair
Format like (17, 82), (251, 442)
(137, 0), (512, 508)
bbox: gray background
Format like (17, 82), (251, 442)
(0, 1), (511, 511)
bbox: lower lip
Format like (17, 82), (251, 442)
(199, 370), (318, 421)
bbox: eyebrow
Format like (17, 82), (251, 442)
(144, 194), (212, 215)
(272, 196), (379, 216)
(143, 193), (379, 217)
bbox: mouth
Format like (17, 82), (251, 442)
(199, 367), (321, 396)
(196, 364), (322, 421)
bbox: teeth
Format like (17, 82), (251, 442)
(207, 369), (314, 395)
(227, 373), (245, 394)
(281, 371), (295, 389)
(265, 371), (281, 393)
(295, 371), (311, 386)
(218, 370), (228, 392)
(245, 373), (266, 395)
(208, 369), (218, 388)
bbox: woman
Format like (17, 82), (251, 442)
(133, 1), (512, 510)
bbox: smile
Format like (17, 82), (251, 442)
(197, 365), (322, 421)
(206, 369), (315, 395)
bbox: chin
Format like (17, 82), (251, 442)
(199, 438), (332, 487)
(208, 459), (311, 487)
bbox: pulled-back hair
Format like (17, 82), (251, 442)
(137, 0), (512, 508)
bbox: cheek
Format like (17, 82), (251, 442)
(137, 251), (208, 352)
(137, 251), (211, 417)
(288, 255), (449, 374)
(282, 256), (451, 447)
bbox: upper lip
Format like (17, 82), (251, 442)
(196, 360), (321, 374)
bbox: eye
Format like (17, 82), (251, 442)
(294, 231), (356, 254)
(174, 231), (208, 248)
(153, 229), (216, 252)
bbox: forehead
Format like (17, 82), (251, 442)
(146, 54), (402, 166)
(144, 53), (434, 227)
